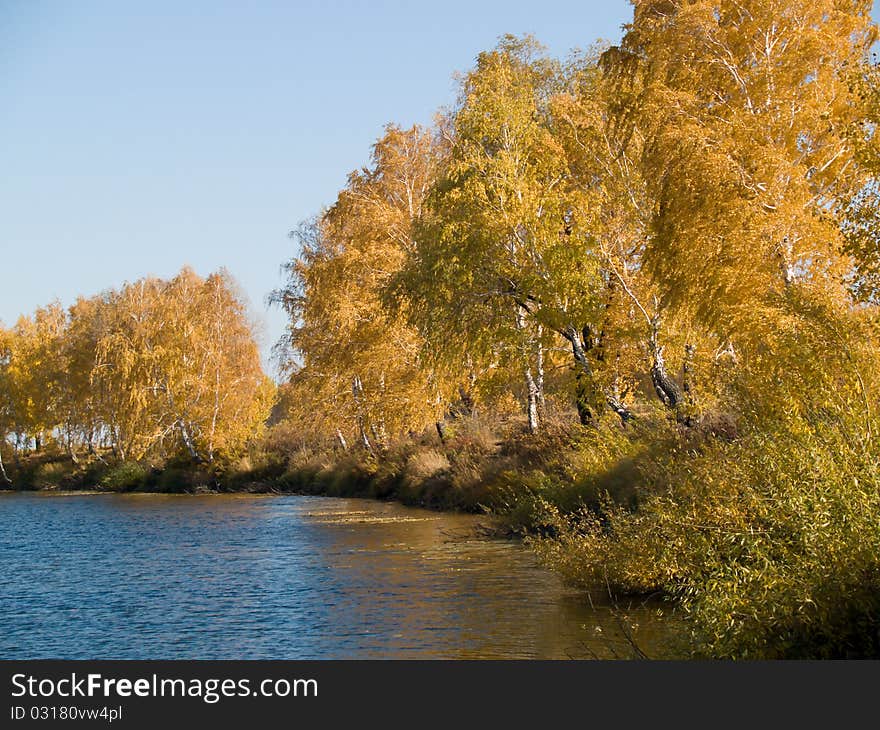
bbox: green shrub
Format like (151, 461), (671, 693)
(533, 411), (880, 658)
(99, 462), (148, 491)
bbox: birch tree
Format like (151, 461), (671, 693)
(0, 325), (13, 483)
(397, 37), (643, 427)
(273, 126), (453, 448)
(93, 269), (271, 462)
(603, 0), (876, 335)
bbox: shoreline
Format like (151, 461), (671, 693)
(0, 436), (566, 521)
(0, 472), (501, 519)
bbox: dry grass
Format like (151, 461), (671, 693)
(404, 448), (450, 481)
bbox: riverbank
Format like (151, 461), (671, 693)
(1, 415), (649, 531)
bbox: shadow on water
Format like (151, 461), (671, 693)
(0, 492), (681, 659)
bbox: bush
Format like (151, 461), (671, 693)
(533, 410), (880, 658)
(31, 460), (74, 489)
(531, 297), (880, 658)
(99, 462), (148, 491)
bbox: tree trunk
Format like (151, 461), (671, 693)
(0, 447), (11, 485)
(66, 428), (79, 465)
(682, 343), (696, 397)
(515, 308), (541, 434)
(455, 358), (478, 418)
(575, 371), (595, 426)
(525, 367), (540, 434)
(605, 391), (633, 423)
(601, 261), (680, 417)
(780, 235), (796, 286)
(12, 437), (22, 468)
(357, 420), (373, 453)
(88, 439), (108, 465)
(678, 343), (697, 426)
(335, 428), (348, 451)
(456, 386), (474, 417)
(650, 345), (682, 409)
(373, 374), (388, 449)
(566, 326), (599, 425)
(535, 328), (546, 412)
(352, 375), (374, 454)
(178, 421), (202, 463)
(435, 420), (447, 444)
(562, 325), (632, 425)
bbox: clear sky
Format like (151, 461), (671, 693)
(1, 1), (632, 371)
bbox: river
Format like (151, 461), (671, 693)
(0, 492), (674, 659)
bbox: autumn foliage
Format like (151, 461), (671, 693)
(271, 1), (880, 657)
(0, 268), (272, 475)
(3, 0), (880, 658)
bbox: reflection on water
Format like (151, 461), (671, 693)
(0, 493), (676, 659)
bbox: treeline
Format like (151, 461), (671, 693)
(275, 2), (880, 450)
(0, 267), (273, 483)
(272, 0), (880, 658)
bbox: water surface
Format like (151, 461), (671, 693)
(0, 493), (671, 659)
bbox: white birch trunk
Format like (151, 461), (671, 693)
(0, 446), (11, 485)
(535, 328), (546, 411)
(525, 366), (539, 435)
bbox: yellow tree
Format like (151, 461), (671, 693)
(4, 304), (68, 452)
(397, 36), (636, 429)
(171, 269), (274, 462)
(0, 324), (13, 483)
(603, 0), (877, 339)
(553, 48), (712, 420)
(94, 269), (270, 462)
(842, 60), (880, 302)
(275, 125), (451, 449)
(56, 294), (110, 461)
(93, 277), (169, 460)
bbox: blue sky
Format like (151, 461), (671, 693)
(1, 1), (632, 370)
